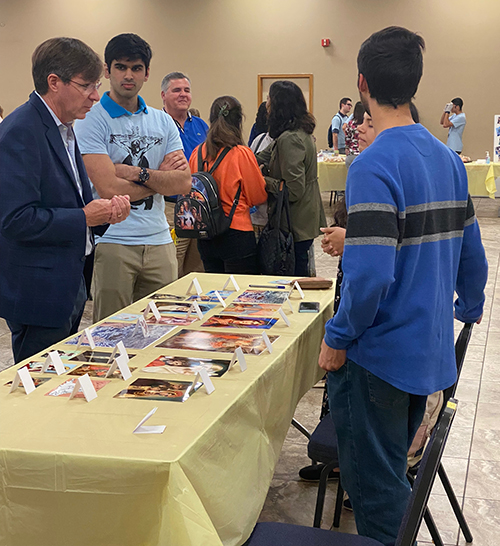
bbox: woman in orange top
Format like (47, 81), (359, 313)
(189, 96), (267, 274)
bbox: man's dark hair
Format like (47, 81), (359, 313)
(267, 80), (316, 139)
(410, 102), (420, 123)
(451, 97), (463, 110)
(104, 33), (152, 71)
(161, 72), (190, 93)
(205, 96), (244, 160)
(32, 37), (102, 95)
(357, 26), (425, 108)
(339, 97), (352, 109)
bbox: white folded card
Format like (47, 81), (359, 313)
(106, 353), (132, 380)
(69, 373), (97, 402)
(228, 347), (247, 372)
(223, 275), (240, 291)
(290, 281), (305, 299)
(107, 340), (128, 365)
(134, 316), (149, 337)
(133, 407), (166, 434)
(262, 331), (273, 354)
(143, 301), (162, 322)
(9, 366), (36, 395)
(213, 290), (227, 308)
(188, 302), (204, 320)
(41, 351), (66, 375)
(76, 328), (96, 350)
(277, 307), (291, 327)
(194, 368), (215, 395)
(186, 277), (203, 295)
(285, 297), (294, 313)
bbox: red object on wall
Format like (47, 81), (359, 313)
(321, 38), (331, 47)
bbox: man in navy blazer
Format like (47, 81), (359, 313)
(0, 37), (131, 363)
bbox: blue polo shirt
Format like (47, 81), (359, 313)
(447, 112), (466, 153)
(74, 92), (183, 245)
(169, 111), (208, 160)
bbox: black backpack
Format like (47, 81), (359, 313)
(174, 145), (241, 240)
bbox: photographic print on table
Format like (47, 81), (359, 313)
(235, 290), (289, 305)
(39, 349), (80, 360)
(45, 378), (109, 398)
(68, 364), (137, 379)
(5, 376), (51, 389)
(186, 290), (234, 302)
(202, 315), (277, 329)
(26, 361), (79, 374)
(66, 322), (176, 350)
(150, 302), (216, 315)
(221, 303), (281, 318)
(157, 329), (279, 355)
(143, 355), (230, 377)
(150, 293), (187, 302)
(111, 313), (199, 327)
(114, 377), (201, 402)
(68, 349), (137, 364)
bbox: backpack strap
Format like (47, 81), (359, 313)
(208, 146), (231, 175)
(226, 184), (242, 225)
(197, 144), (208, 172)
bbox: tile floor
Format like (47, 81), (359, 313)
(0, 195), (498, 545)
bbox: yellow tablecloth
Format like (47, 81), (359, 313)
(317, 160), (347, 192)
(318, 159), (499, 198)
(464, 162), (499, 198)
(0, 273), (333, 546)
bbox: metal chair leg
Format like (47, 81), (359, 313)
(291, 418), (311, 440)
(438, 463), (473, 543)
(329, 191), (334, 206)
(313, 461), (338, 528)
(332, 480), (344, 529)
(423, 507), (445, 546)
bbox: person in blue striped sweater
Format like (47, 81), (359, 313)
(318, 26), (487, 546)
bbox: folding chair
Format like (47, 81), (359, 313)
(245, 399), (458, 546)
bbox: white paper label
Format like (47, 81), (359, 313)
(285, 296), (294, 313)
(69, 373), (97, 402)
(198, 367), (215, 394)
(144, 301), (162, 322)
(262, 331), (273, 354)
(278, 307), (291, 327)
(223, 275), (240, 291)
(106, 353), (132, 380)
(187, 277), (203, 295)
(214, 290), (227, 308)
(41, 351), (66, 375)
(293, 281), (305, 299)
(9, 366), (36, 395)
(229, 347), (247, 372)
(190, 302), (204, 320)
(133, 407), (166, 434)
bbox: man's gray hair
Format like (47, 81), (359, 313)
(161, 72), (190, 93)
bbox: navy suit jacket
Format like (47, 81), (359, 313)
(0, 92), (93, 327)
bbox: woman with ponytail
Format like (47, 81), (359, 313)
(189, 96), (267, 274)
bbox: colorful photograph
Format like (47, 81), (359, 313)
(157, 329), (279, 355)
(26, 361), (78, 374)
(68, 350), (137, 364)
(45, 378), (109, 398)
(221, 303), (281, 317)
(143, 355), (229, 377)
(68, 364), (137, 379)
(150, 293), (187, 302)
(150, 302), (215, 315)
(39, 349), (80, 360)
(235, 290), (289, 305)
(5, 376), (51, 389)
(111, 313), (199, 326)
(114, 377), (201, 402)
(66, 322), (176, 350)
(202, 315), (277, 329)
(186, 290), (234, 302)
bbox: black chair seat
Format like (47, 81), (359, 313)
(307, 414), (339, 465)
(247, 522), (383, 546)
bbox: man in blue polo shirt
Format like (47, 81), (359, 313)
(161, 71), (208, 277)
(440, 97), (466, 153)
(331, 97), (352, 153)
(74, 34), (191, 322)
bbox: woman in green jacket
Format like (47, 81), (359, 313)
(258, 80), (326, 276)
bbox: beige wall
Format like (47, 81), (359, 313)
(0, 0), (498, 158)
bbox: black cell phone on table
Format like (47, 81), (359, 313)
(299, 302), (320, 313)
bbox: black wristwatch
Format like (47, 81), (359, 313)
(134, 167), (150, 186)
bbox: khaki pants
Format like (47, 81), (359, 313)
(92, 242), (177, 322)
(165, 200), (204, 278)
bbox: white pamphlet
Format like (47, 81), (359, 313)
(9, 366), (36, 395)
(186, 277), (203, 295)
(69, 373), (97, 402)
(223, 275), (240, 291)
(133, 407), (166, 434)
(228, 347), (247, 372)
(41, 351), (66, 375)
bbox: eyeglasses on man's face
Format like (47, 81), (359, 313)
(68, 79), (102, 95)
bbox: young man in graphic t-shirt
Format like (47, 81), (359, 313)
(440, 97), (466, 153)
(75, 33), (191, 322)
(319, 27), (487, 546)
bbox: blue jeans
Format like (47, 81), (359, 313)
(327, 359), (427, 546)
